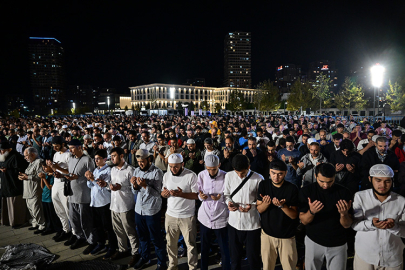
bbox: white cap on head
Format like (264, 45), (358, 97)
(62, 125), (68, 129)
(168, 153), (183, 164)
(307, 138), (317, 144)
(369, 164), (394, 178)
(186, 139), (196, 145)
(204, 155), (220, 167)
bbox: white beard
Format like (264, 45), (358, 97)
(0, 151), (10, 162)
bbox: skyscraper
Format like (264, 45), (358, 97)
(224, 32), (251, 89)
(29, 37), (66, 114)
(275, 64), (301, 93)
(308, 60), (338, 92)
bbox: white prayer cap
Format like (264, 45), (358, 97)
(87, 124), (93, 128)
(62, 125), (68, 129)
(205, 155), (220, 167)
(83, 135), (92, 140)
(369, 164), (394, 178)
(186, 139), (196, 145)
(168, 153), (183, 164)
(307, 138), (317, 144)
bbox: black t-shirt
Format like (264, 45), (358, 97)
(257, 180), (299, 238)
(299, 183), (353, 247)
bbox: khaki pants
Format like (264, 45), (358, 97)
(1, 195), (28, 226)
(26, 196), (45, 230)
(112, 210), (139, 255)
(354, 253), (402, 270)
(261, 230), (297, 270)
(165, 214), (197, 270)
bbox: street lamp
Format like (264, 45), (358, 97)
(72, 102), (75, 114)
(370, 64), (385, 120)
(284, 101), (287, 114)
(107, 96), (110, 111)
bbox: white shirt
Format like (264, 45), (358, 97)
(224, 170), (263, 231)
(162, 168), (198, 219)
(352, 189), (405, 267)
(53, 150), (71, 184)
(110, 162), (135, 213)
(16, 135), (28, 155)
(103, 141), (114, 159)
(139, 140), (155, 154)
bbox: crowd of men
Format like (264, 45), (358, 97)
(1, 114), (405, 270)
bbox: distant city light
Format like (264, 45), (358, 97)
(29, 37), (61, 43)
(370, 64), (385, 88)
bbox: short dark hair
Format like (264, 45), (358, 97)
(376, 136), (388, 144)
(225, 136), (234, 143)
(111, 147), (125, 157)
(157, 134), (165, 140)
(367, 130), (376, 135)
(392, 130), (402, 138)
(285, 136), (295, 144)
(112, 136), (122, 141)
(232, 154), (250, 171)
(248, 137), (256, 142)
(315, 163), (336, 178)
(340, 139), (354, 152)
(94, 133), (102, 139)
(95, 149), (107, 159)
(332, 133), (343, 140)
(267, 141), (276, 147)
(302, 134), (310, 139)
(269, 160), (287, 172)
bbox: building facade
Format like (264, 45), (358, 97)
(127, 83), (256, 112)
(67, 85), (99, 112)
(29, 37), (66, 114)
(308, 60), (339, 92)
(224, 32), (252, 88)
(275, 64), (301, 93)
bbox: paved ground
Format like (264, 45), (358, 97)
(0, 223), (233, 269)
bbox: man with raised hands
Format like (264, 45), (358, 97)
(299, 163), (353, 270)
(161, 153), (198, 270)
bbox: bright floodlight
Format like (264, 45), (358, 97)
(73, 102), (75, 109)
(370, 64), (385, 88)
(170, 87), (175, 99)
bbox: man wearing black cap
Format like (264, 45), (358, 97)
(46, 136), (72, 242)
(60, 139), (96, 253)
(0, 141), (29, 228)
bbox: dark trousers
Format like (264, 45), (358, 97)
(228, 224), (261, 270)
(200, 223), (231, 270)
(91, 204), (117, 249)
(42, 201), (62, 232)
(135, 211), (167, 265)
(68, 202), (95, 244)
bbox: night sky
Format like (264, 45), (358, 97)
(3, 1), (405, 95)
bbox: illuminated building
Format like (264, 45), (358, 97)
(308, 60), (339, 91)
(224, 32), (251, 88)
(128, 83), (257, 112)
(275, 64), (301, 93)
(29, 37), (66, 114)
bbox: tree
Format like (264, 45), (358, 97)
(312, 74), (332, 113)
(188, 102), (195, 111)
(131, 104), (135, 111)
(287, 79), (317, 111)
(253, 80), (281, 111)
(214, 103), (222, 113)
(124, 105), (128, 111)
(176, 101), (183, 110)
(227, 89), (247, 112)
(201, 101), (209, 110)
(385, 79), (405, 112)
(334, 77), (367, 114)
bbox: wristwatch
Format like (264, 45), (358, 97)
(278, 204), (284, 209)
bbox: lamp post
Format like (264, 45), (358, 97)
(107, 96), (110, 111)
(72, 102), (75, 114)
(370, 64), (385, 121)
(284, 101), (287, 114)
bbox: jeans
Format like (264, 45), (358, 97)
(135, 211), (167, 265)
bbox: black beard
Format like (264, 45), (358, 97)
(209, 171), (218, 179)
(139, 163), (151, 172)
(372, 185), (391, 197)
(171, 168), (184, 176)
(271, 178), (284, 186)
